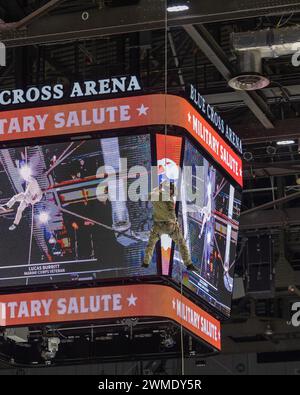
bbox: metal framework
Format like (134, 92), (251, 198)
(1, 0), (300, 46)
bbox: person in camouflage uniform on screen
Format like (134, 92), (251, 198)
(142, 181), (199, 272)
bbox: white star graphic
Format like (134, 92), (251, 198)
(188, 112), (192, 123)
(127, 293), (138, 307)
(137, 104), (149, 116)
(172, 298), (176, 310)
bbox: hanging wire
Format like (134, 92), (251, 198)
(164, 0), (168, 163)
(164, 0), (184, 375)
(166, 0), (184, 376)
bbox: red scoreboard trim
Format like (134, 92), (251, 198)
(0, 94), (243, 186)
(0, 284), (221, 350)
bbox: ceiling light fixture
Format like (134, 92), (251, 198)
(167, 5), (189, 12)
(276, 140), (295, 146)
(228, 74), (270, 91)
(228, 51), (270, 91)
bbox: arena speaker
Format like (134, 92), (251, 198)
(245, 235), (274, 298)
(232, 276), (246, 300)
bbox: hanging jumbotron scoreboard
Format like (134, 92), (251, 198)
(0, 76), (242, 351)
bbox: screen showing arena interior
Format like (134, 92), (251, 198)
(0, 134), (156, 286)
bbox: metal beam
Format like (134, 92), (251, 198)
(1, 0), (300, 47)
(205, 85), (300, 108)
(222, 317), (300, 354)
(44, 51), (76, 82)
(0, 1), (165, 46)
(222, 336), (300, 355)
(167, 28), (185, 89)
(0, 0), (66, 31)
(237, 117), (300, 145)
(244, 160), (300, 172)
(168, 0), (300, 26)
(240, 207), (300, 230)
(16, 0), (67, 29)
(183, 24), (275, 129)
(242, 158), (300, 179)
(241, 191), (300, 216)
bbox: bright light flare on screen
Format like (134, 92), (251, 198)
(167, 5), (189, 12)
(276, 140), (295, 146)
(19, 165), (32, 180)
(38, 211), (50, 224)
(207, 231), (212, 244)
(207, 182), (212, 195)
(49, 235), (56, 244)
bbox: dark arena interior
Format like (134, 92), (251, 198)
(0, 0), (298, 378)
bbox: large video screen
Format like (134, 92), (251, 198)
(0, 129), (241, 317)
(0, 134), (156, 287)
(172, 139), (242, 317)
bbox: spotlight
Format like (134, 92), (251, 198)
(264, 323), (274, 337)
(288, 285), (300, 296)
(276, 140), (295, 146)
(19, 165), (32, 180)
(289, 285), (295, 293)
(243, 151), (253, 162)
(266, 146), (277, 155)
(38, 212), (50, 224)
(195, 360), (206, 367)
(167, 5), (189, 12)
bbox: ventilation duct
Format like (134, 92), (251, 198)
(229, 50), (270, 91)
(229, 26), (300, 90)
